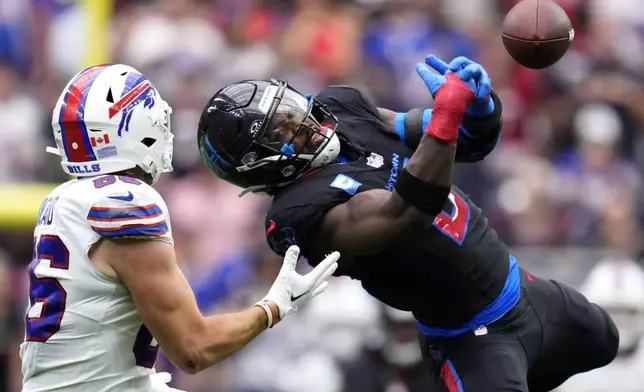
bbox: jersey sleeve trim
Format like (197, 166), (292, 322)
(87, 203), (169, 237)
(87, 203), (163, 221)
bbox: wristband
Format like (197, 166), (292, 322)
(394, 168), (451, 216)
(254, 300), (278, 329)
(426, 74), (474, 144)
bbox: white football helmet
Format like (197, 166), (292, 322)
(581, 258), (644, 353)
(47, 64), (173, 184)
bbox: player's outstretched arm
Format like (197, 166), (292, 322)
(96, 239), (337, 374)
(314, 60), (478, 257)
(378, 56), (503, 163)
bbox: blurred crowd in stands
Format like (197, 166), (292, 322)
(1, 0), (643, 390)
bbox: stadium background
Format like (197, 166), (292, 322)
(0, 0), (643, 390)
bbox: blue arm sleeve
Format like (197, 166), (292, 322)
(394, 112), (407, 143)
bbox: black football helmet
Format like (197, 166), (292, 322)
(198, 79), (340, 195)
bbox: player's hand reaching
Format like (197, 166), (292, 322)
(257, 245), (339, 328)
(415, 55), (479, 144)
(149, 372), (186, 392)
(416, 55), (493, 117)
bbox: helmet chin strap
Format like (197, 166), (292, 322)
(238, 180), (292, 197)
(237, 128), (341, 198)
(46, 146), (61, 156)
(238, 185), (268, 197)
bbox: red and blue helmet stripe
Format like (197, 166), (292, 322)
(58, 64), (109, 162)
(108, 71), (155, 136)
(122, 72), (148, 97)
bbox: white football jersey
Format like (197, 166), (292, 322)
(20, 175), (173, 392)
(560, 342), (644, 392)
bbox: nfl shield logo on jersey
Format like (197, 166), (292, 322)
(366, 152), (384, 168)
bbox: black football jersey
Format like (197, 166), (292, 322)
(265, 86), (509, 328)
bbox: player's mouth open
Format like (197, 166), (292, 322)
(311, 132), (323, 144)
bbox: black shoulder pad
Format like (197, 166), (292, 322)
(315, 85), (380, 119)
(265, 204), (329, 256)
(266, 169), (355, 256)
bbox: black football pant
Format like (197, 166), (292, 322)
(419, 269), (619, 392)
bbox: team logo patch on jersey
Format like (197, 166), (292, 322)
(366, 152), (384, 168)
(267, 225), (297, 255)
(330, 174), (362, 195)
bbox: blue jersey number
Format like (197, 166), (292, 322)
(26, 235), (70, 342)
(133, 324), (159, 368)
(26, 235), (159, 367)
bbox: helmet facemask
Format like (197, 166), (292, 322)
(135, 100), (174, 183)
(235, 81), (340, 195)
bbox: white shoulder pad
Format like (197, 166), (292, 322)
(85, 175), (172, 240)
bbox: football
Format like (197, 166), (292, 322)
(501, 0), (575, 69)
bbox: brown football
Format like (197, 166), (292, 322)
(502, 0), (574, 69)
